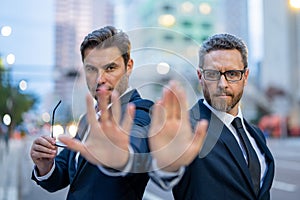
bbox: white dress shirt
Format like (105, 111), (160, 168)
(203, 100), (268, 187)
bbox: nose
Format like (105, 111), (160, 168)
(218, 74), (229, 88)
(96, 70), (106, 84)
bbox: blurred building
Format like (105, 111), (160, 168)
(115, 0), (267, 121)
(54, 0), (114, 122)
(261, 0), (300, 136)
(52, 0), (300, 132)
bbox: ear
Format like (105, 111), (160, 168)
(244, 68), (249, 85)
(126, 58), (133, 75)
(197, 69), (202, 81)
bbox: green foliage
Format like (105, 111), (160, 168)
(0, 65), (38, 128)
(0, 85), (38, 126)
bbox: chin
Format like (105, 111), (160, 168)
(212, 100), (229, 112)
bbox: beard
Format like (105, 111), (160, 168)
(114, 74), (129, 96)
(203, 83), (243, 113)
(91, 74), (129, 102)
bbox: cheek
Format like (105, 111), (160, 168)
(201, 80), (214, 91)
(109, 72), (124, 83)
(85, 74), (97, 86)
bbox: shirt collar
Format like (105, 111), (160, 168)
(203, 99), (244, 128)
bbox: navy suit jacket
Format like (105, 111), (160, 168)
(32, 89), (153, 200)
(172, 99), (274, 200)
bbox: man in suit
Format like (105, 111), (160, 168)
(30, 26), (153, 200)
(149, 33), (274, 200)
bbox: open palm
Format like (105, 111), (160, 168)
(149, 81), (208, 172)
(59, 90), (134, 170)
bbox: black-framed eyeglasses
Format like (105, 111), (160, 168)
(200, 69), (246, 82)
(51, 100), (67, 147)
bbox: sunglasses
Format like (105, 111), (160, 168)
(51, 100), (67, 148)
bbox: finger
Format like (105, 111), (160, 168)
(86, 94), (98, 126)
(32, 143), (57, 155)
(42, 135), (56, 144)
(63, 136), (105, 166)
(169, 81), (182, 119)
(162, 86), (174, 119)
(111, 90), (121, 125)
(121, 103), (135, 135)
(176, 84), (189, 120)
(98, 86), (110, 121)
(31, 151), (56, 159)
(193, 119), (208, 152)
(149, 101), (165, 137)
(58, 135), (86, 153)
(36, 136), (56, 150)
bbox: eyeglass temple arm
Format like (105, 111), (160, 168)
(51, 100), (62, 138)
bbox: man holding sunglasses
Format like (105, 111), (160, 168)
(30, 26), (153, 200)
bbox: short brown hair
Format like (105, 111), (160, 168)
(80, 26), (131, 66)
(199, 33), (248, 69)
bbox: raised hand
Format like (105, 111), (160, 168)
(149, 81), (208, 172)
(59, 88), (135, 170)
(30, 135), (57, 176)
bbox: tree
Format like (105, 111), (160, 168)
(0, 57), (38, 138)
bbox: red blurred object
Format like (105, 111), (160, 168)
(258, 115), (282, 138)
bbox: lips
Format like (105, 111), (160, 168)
(215, 90), (232, 97)
(215, 93), (232, 98)
(96, 86), (113, 92)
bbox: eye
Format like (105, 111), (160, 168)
(206, 70), (219, 77)
(227, 70), (239, 77)
(105, 63), (117, 72)
(85, 66), (97, 73)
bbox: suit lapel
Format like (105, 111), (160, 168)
(193, 100), (256, 194)
(244, 121), (275, 198)
(219, 127), (254, 191)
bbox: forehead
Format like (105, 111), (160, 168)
(83, 46), (123, 67)
(203, 49), (243, 70)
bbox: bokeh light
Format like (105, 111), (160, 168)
(1, 26), (12, 36)
(3, 114), (11, 126)
(158, 14), (176, 27)
(290, 0), (300, 9)
(156, 62), (170, 75)
(6, 53), (15, 65)
(19, 80), (28, 91)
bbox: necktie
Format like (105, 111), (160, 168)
(232, 117), (261, 195)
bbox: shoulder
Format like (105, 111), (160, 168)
(132, 99), (154, 111)
(128, 89), (154, 111)
(189, 99), (211, 121)
(244, 120), (267, 143)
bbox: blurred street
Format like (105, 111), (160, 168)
(269, 138), (300, 200)
(1, 136), (300, 200)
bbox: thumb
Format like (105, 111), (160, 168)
(58, 135), (86, 153)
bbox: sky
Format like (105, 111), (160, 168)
(0, 0), (54, 106)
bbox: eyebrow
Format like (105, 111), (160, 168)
(103, 62), (118, 69)
(84, 62), (118, 69)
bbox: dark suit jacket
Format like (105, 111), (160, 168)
(173, 99), (274, 200)
(32, 89), (153, 200)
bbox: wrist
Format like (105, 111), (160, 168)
(153, 159), (183, 172)
(37, 163), (53, 176)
